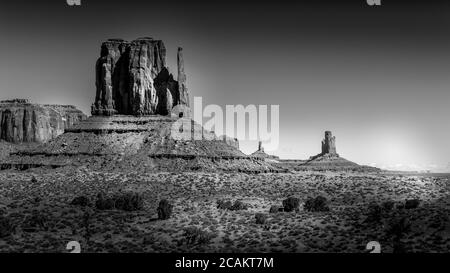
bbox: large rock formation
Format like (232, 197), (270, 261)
(321, 131), (337, 155)
(0, 99), (86, 143)
(1, 37), (283, 174)
(91, 38), (188, 116)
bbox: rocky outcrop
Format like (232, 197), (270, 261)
(221, 135), (239, 150)
(0, 99), (86, 143)
(258, 141), (264, 153)
(321, 131), (337, 155)
(91, 38), (189, 116)
(250, 141), (280, 160)
(283, 131), (380, 172)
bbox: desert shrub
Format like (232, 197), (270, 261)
(0, 216), (14, 238)
(255, 213), (267, 224)
(386, 216), (411, 239)
(217, 200), (249, 211)
(70, 196), (91, 207)
(217, 200), (233, 210)
(365, 202), (383, 223)
(31, 176), (37, 183)
(386, 216), (412, 253)
(230, 200), (249, 211)
(381, 200), (395, 212)
(95, 193), (115, 210)
(113, 192), (144, 211)
(183, 226), (215, 245)
(21, 211), (52, 232)
(269, 205), (282, 213)
(95, 192), (144, 211)
(404, 199), (420, 209)
(157, 199), (173, 220)
(304, 196), (329, 212)
(282, 197), (300, 212)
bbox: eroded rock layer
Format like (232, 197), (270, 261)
(3, 116), (283, 173)
(0, 99), (86, 143)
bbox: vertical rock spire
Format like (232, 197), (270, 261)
(321, 131), (337, 155)
(177, 47), (189, 107)
(258, 141), (264, 152)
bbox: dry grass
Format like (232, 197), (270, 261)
(0, 169), (448, 253)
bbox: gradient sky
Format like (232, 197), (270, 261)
(0, 0), (449, 171)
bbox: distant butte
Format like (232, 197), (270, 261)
(278, 131), (380, 172)
(250, 141), (280, 161)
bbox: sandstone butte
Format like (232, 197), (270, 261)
(1, 38), (282, 173)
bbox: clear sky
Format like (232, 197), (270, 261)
(0, 0), (449, 171)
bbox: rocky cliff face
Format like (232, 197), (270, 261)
(91, 38), (189, 116)
(0, 99), (86, 143)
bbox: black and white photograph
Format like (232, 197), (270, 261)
(0, 0), (449, 269)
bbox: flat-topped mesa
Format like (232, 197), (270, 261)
(92, 38), (189, 116)
(0, 99), (31, 104)
(0, 100), (86, 143)
(321, 131), (337, 155)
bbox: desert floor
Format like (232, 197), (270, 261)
(0, 169), (449, 253)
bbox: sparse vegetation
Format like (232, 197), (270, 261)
(71, 196), (91, 207)
(404, 199), (420, 209)
(269, 205), (282, 213)
(255, 213), (267, 224)
(381, 200), (395, 212)
(282, 197), (300, 212)
(217, 199), (249, 211)
(365, 202), (383, 223)
(182, 226), (216, 245)
(95, 192), (144, 211)
(0, 170), (447, 253)
(0, 216), (14, 238)
(21, 211), (52, 232)
(157, 199), (173, 220)
(304, 196), (330, 212)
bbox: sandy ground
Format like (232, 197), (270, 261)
(0, 169), (448, 253)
